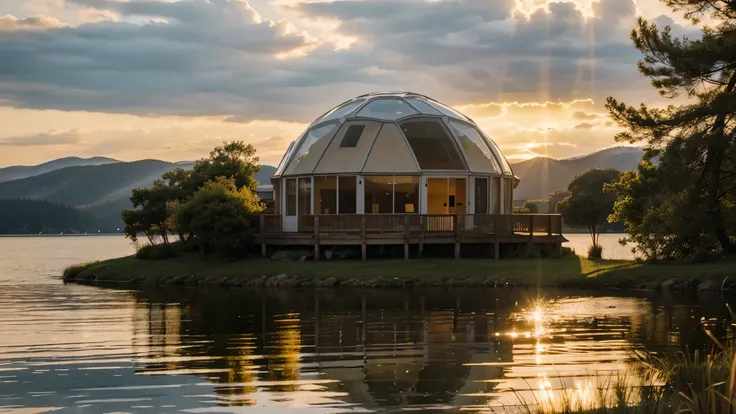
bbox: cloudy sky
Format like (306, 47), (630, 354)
(0, 0), (697, 167)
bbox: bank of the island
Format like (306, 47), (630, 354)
(63, 253), (736, 291)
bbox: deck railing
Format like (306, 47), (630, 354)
(260, 214), (562, 236)
(260, 214), (282, 234)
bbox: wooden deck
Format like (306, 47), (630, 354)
(260, 214), (565, 260)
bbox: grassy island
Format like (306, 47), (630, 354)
(63, 253), (736, 291)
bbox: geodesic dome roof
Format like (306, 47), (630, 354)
(273, 92), (513, 178)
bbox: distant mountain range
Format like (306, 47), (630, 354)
(0, 158), (277, 233)
(509, 146), (644, 201)
(0, 156), (118, 183)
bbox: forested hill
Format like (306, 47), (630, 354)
(0, 156), (118, 183)
(510, 147), (644, 201)
(0, 161), (277, 207)
(0, 160), (277, 234)
(0, 160), (193, 206)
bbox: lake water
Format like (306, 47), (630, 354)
(0, 236), (733, 413)
(563, 233), (635, 260)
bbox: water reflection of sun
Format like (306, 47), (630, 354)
(485, 298), (660, 412)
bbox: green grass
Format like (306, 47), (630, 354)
(61, 252), (736, 290)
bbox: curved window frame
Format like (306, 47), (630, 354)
(448, 119), (502, 174)
(425, 98), (471, 122)
(273, 140), (295, 177)
(398, 117), (468, 171)
(274, 131), (306, 177)
(404, 96), (444, 116)
(354, 97), (418, 121)
(313, 98), (367, 125)
(283, 121), (340, 176)
(478, 128), (514, 175)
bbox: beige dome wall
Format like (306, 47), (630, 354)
(314, 121), (381, 174)
(362, 123), (419, 174)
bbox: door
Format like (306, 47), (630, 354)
(426, 177), (466, 231)
(448, 178), (466, 214)
(283, 178), (298, 232)
(283, 177), (312, 232)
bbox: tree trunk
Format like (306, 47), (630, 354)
(703, 72), (736, 255)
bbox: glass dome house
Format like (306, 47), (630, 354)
(271, 92), (518, 233)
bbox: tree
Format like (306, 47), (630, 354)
(606, 1), (736, 258)
(557, 169), (621, 257)
(189, 141), (260, 193)
(121, 182), (180, 244)
(121, 141), (262, 246)
(176, 177), (264, 259)
(548, 190), (570, 214)
(523, 200), (539, 214)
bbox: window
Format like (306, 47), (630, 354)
(493, 177), (501, 214)
(364, 176), (394, 213)
(364, 176), (419, 214)
(480, 130), (513, 174)
(285, 179), (297, 216)
(475, 177), (489, 214)
(274, 139), (298, 177)
(394, 176), (419, 214)
(314, 176), (337, 214)
(356, 99), (417, 120)
(450, 121), (502, 173)
(298, 178), (311, 215)
(285, 124), (338, 175)
(426, 99), (470, 121)
(317, 99), (366, 124)
(401, 120), (466, 170)
(504, 178), (514, 214)
(340, 125), (365, 148)
(405, 97), (443, 115)
(338, 176), (357, 214)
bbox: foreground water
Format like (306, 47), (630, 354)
(0, 236), (733, 413)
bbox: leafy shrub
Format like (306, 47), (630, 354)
(136, 242), (181, 260)
(176, 177), (264, 260)
(587, 244), (603, 259)
(560, 246), (576, 258)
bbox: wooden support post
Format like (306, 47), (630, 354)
(404, 215), (410, 260)
(418, 216), (425, 258)
(548, 215), (553, 236)
(454, 214), (460, 259)
(260, 215), (267, 257)
(494, 214), (500, 260)
(360, 215), (367, 261)
(529, 214), (534, 237)
(314, 215), (320, 261)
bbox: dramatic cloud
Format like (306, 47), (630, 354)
(0, 0), (702, 164)
(0, 0), (687, 120)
